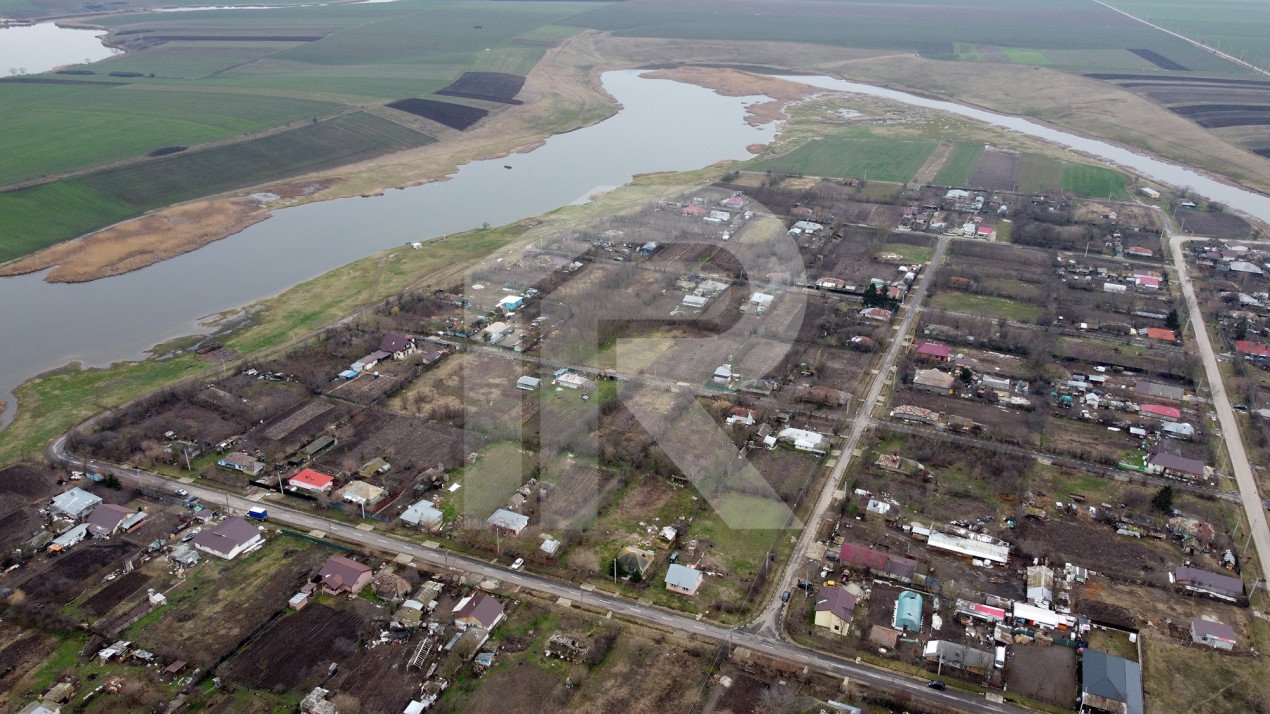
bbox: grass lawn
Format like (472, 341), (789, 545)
(928, 291), (1043, 323)
(758, 136), (937, 182)
(931, 143), (983, 187)
(879, 242), (932, 263)
(1142, 623), (1270, 714)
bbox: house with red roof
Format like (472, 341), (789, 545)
(289, 468), (335, 494)
(1140, 404), (1182, 421)
(1145, 327), (1177, 343)
(1235, 341), (1270, 359)
(975, 224), (996, 240)
(913, 342), (950, 362)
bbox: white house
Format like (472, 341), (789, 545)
(191, 517), (263, 560)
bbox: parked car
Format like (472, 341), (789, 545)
(175, 489), (189, 497)
(926, 680), (945, 691)
(781, 590), (791, 603)
(511, 557), (524, 570)
(180, 528), (201, 543)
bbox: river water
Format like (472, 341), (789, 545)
(0, 22), (120, 75)
(5, 64), (1270, 434)
(0, 69), (776, 429)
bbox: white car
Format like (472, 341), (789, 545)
(175, 489), (189, 497)
(511, 558), (524, 570)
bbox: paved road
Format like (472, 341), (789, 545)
(47, 434), (1020, 714)
(1168, 234), (1270, 585)
(754, 235), (952, 635)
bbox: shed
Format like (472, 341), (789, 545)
(487, 509), (529, 536)
(1190, 619), (1236, 650)
(893, 590), (923, 632)
(516, 376), (541, 391)
(401, 500), (444, 529)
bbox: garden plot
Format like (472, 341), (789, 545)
(315, 409), (470, 480)
(14, 542), (138, 606)
(891, 387), (1034, 444)
(241, 398), (354, 461)
(387, 351), (536, 433)
(222, 603), (366, 691)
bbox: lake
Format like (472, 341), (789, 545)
(0, 22), (120, 75)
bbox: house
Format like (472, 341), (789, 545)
(497, 295), (525, 312)
(1144, 327), (1177, 343)
(1026, 565), (1054, 605)
(725, 408), (755, 428)
(218, 451), (264, 476)
(859, 307), (893, 322)
(86, 504), (133, 537)
(927, 531), (1009, 564)
(1162, 422), (1196, 439)
(352, 351), (390, 372)
(50, 488), (102, 520)
(814, 587), (858, 634)
(1126, 246), (1154, 257)
(975, 224), (996, 240)
(924, 641), (994, 674)
(1235, 340), (1270, 359)
(516, 375), (541, 391)
(289, 468), (335, 494)
(49, 523), (90, 551)
(777, 427), (828, 454)
(838, 542), (917, 581)
(487, 508), (529, 536)
(665, 564), (704, 596)
(913, 368), (955, 394)
(169, 544), (200, 567)
(712, 364), (733, 384)
(1191, 619), (1237, 651)
(913, 342), (951, 362)
(893, 590), (923, 632)
(1136, 276), (1160, 290)
(338, 481), (386, 507)
(318, 556), (373, 595)
(191, 517), (263, 560)
(1139, 403), (1181, 421)
(1103, 282), (1127, 294)
(379, 331), (417, 359)
(482, 321), (512, 344)
(453, 592), (504, 630)
(401, 500), (444, 529)
(1146, 450), (1206, 481)
(1171, 565), (1243, 602)
(1081, 649), (1143, 714)
(1135, 380), (1184, 404)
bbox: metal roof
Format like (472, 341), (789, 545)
(1082, 649), (1143, 714)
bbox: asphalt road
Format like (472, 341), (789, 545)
(1169, 234), (1270, 584)
(47, 434), (1019, 714)
(756, 235), (952, 634)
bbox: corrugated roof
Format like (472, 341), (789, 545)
(816, 586), (857, 622)
(665, 564), (703, 591)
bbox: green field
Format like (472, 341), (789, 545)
(758, 136), (937, 182)
(80, 111), (433, 209)
(0, 0), (603, 263)
(0, 182), (134, 263)
(1015, 154), (1064, 194)
(0, 112), (433, 257)
(931, 143), (984, 186)
(929, 291), (1043, 323)
(1061, 162), (1127, 198)
(569, 0), (1249, 74)
(1105, 0), (1270, 73)
(0, 84), (344, 186)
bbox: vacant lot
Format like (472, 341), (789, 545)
(966, 146), (1019, 191)
(929, 291), (1043, 323)
(1005, 645), (1078, 708)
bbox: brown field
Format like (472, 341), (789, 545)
(966, 147), (1020, 191)
(15, 542), (137, 606)
(222, 603), (365, 691)
(0, 626), (61, 697)
(1005, 645), (1078, 708)
(1175, 208), (1254, 238)
(1013, 518), (1177, 588)
(81, 569), (153, 617)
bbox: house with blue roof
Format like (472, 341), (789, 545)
(1081, 649), (1143, 714)
(665, 564), (703, 596)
